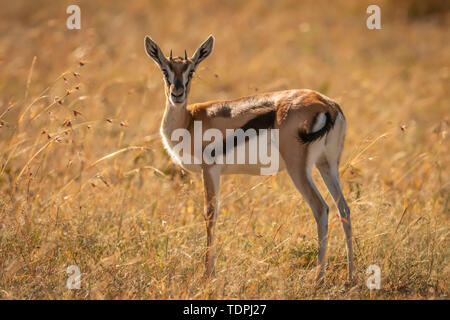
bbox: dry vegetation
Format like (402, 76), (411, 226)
(0, 0), (448, 299)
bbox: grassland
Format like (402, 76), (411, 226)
(0, 0), (448, 299)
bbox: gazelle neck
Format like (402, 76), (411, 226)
(160, 97), (191, 146)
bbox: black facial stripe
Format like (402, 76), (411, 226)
(161, 69), (170, 84)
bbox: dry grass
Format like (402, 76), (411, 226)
(0, 0), (448, 299)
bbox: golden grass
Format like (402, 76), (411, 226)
(0, 0), (448, 299)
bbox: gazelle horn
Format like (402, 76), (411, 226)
(184, 50), (188, 60)
(170, 50), (173, 60)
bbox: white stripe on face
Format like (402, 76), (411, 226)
(162, 68), (174, 84)
(182, 67), (195, 86)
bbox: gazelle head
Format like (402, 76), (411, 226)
(144, 35), (214, 105)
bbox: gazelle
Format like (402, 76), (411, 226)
(144, 35), (353, 283)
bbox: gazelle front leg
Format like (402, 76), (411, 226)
(202, 165), (221, 277)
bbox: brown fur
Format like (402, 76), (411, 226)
(187, 90), (341, 134)
(276, 100), (291, 125)
(168, 57), (191, 83)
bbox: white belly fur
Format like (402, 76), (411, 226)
(161, 129), (285, 176)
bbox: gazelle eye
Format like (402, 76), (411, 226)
(188, 70), (194, 79)
(162, 70), (171, 84)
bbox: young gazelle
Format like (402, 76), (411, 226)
(144, 35), (353, 282)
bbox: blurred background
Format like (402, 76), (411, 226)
(0, 0), (448, 299)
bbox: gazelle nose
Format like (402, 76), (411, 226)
(174, 79), (184, 91)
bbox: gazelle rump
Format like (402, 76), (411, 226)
(144, 35), (353, 282)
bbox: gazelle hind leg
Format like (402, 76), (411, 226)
(283, 152), (329, 283)
(316, 157), (353, 281)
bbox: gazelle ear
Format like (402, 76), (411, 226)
(144, 36), (169, 69)
(191, 35), (214, 67)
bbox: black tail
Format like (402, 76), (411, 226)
(298, 112), (334, 144)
